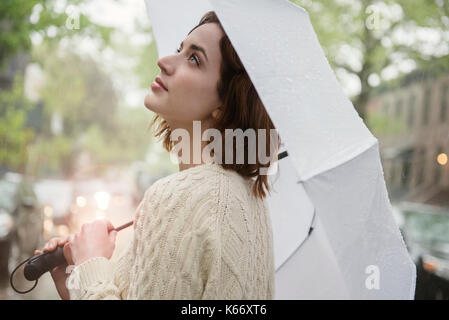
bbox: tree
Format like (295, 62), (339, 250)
(0, 0), (112, 71)
(24, 49), (120, 177)
(26, 45), (159, 177)
(0, 76), (34, 173)
(291, 0), (449, 120)
(132, 23), (160, 92)
(0, 0), (114, 174)
(37, 51), (118, 136)
(82, 107), (154, 165)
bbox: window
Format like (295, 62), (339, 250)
(400, 148), (414, 190)
(422, 88), (431, 126)
(441, 84), (448, 123)
(407, 95), (415, 129)
(416, 148), (426, 186)
(435, 147), (443, 185)
(395, 99), (403, 119)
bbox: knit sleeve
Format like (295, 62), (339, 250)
(67, 194), (145, 300)
(67, 240), (135, 300)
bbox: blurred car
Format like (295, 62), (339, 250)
(70, 178), (135, 233)
(34, 179), (74, 240)
(393, 201), (449, 300)
(0, 172), (43, 280)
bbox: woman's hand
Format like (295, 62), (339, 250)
(69, 219), (117, 266)
(34, 235), (74, 300)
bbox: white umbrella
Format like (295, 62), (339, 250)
(144, 0), (416, 299)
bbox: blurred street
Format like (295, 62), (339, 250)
(0, 187), (137, 300)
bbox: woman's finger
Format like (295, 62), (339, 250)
(49, 240), (57, 249)
(43, 238), (60, 252)
(57, 235), (70, 246)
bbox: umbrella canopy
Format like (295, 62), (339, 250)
(144, 0), (416, 299)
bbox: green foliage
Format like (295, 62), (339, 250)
(0, 76), (34, 171)
(24, 49), (118, 176)
(26, 134), (73, 177)
(290, 0), (364, 64)
(0, 0), (36, 66)
(81, 107), (153, 165)
(23, 45), (157, 177)
(135, 35), (160, 90)
(0, 0), (113, 70)
(130, 23), (160, 91)
(0, 1), (161, 178)
(37, 50), (118, 136)
(289, 0), (449, 119)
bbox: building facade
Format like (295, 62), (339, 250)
(366, 72), (449, 204)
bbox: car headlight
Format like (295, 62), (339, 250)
(76, 196), (87, 208)
(0, 210), (14, 239)
(94, 191), (111, 211)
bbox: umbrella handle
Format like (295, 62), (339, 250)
(11, 220), (134, 293)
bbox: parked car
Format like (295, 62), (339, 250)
(0, 172), (43, 281)
(393, 201), (449, 300)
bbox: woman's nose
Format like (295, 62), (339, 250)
(157, 55), (174, 75)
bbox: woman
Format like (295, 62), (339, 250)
(36, 10), (280, 300)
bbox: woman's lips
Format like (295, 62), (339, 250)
(155, 76), (168, 91)
(151, 80), (167, 91)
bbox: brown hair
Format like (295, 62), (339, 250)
(149, 10), (281, 199)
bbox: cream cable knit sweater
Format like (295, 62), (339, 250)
(67, 162), (275, 299)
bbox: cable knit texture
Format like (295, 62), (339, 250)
(67, 162), (275, 300)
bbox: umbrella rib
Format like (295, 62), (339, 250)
(276, 209), (317, 272)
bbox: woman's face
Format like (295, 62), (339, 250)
(144, 23), (223, 130)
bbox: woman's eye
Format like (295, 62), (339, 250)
(175, 48), (200, 67)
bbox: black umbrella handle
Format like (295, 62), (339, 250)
(24, 246), (66, 281)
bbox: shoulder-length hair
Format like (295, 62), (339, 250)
(149, 10), (281, 199)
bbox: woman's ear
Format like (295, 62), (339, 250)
(211, 107), (223, 120)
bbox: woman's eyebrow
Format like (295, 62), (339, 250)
(179, 41), (209, 62)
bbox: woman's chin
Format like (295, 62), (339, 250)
(144, 93), (157, 111)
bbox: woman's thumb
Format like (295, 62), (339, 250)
(109, 230), (117, 243)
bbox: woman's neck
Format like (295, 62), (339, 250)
(168, 120), (217, 172)
(177, 138), (216, 172)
